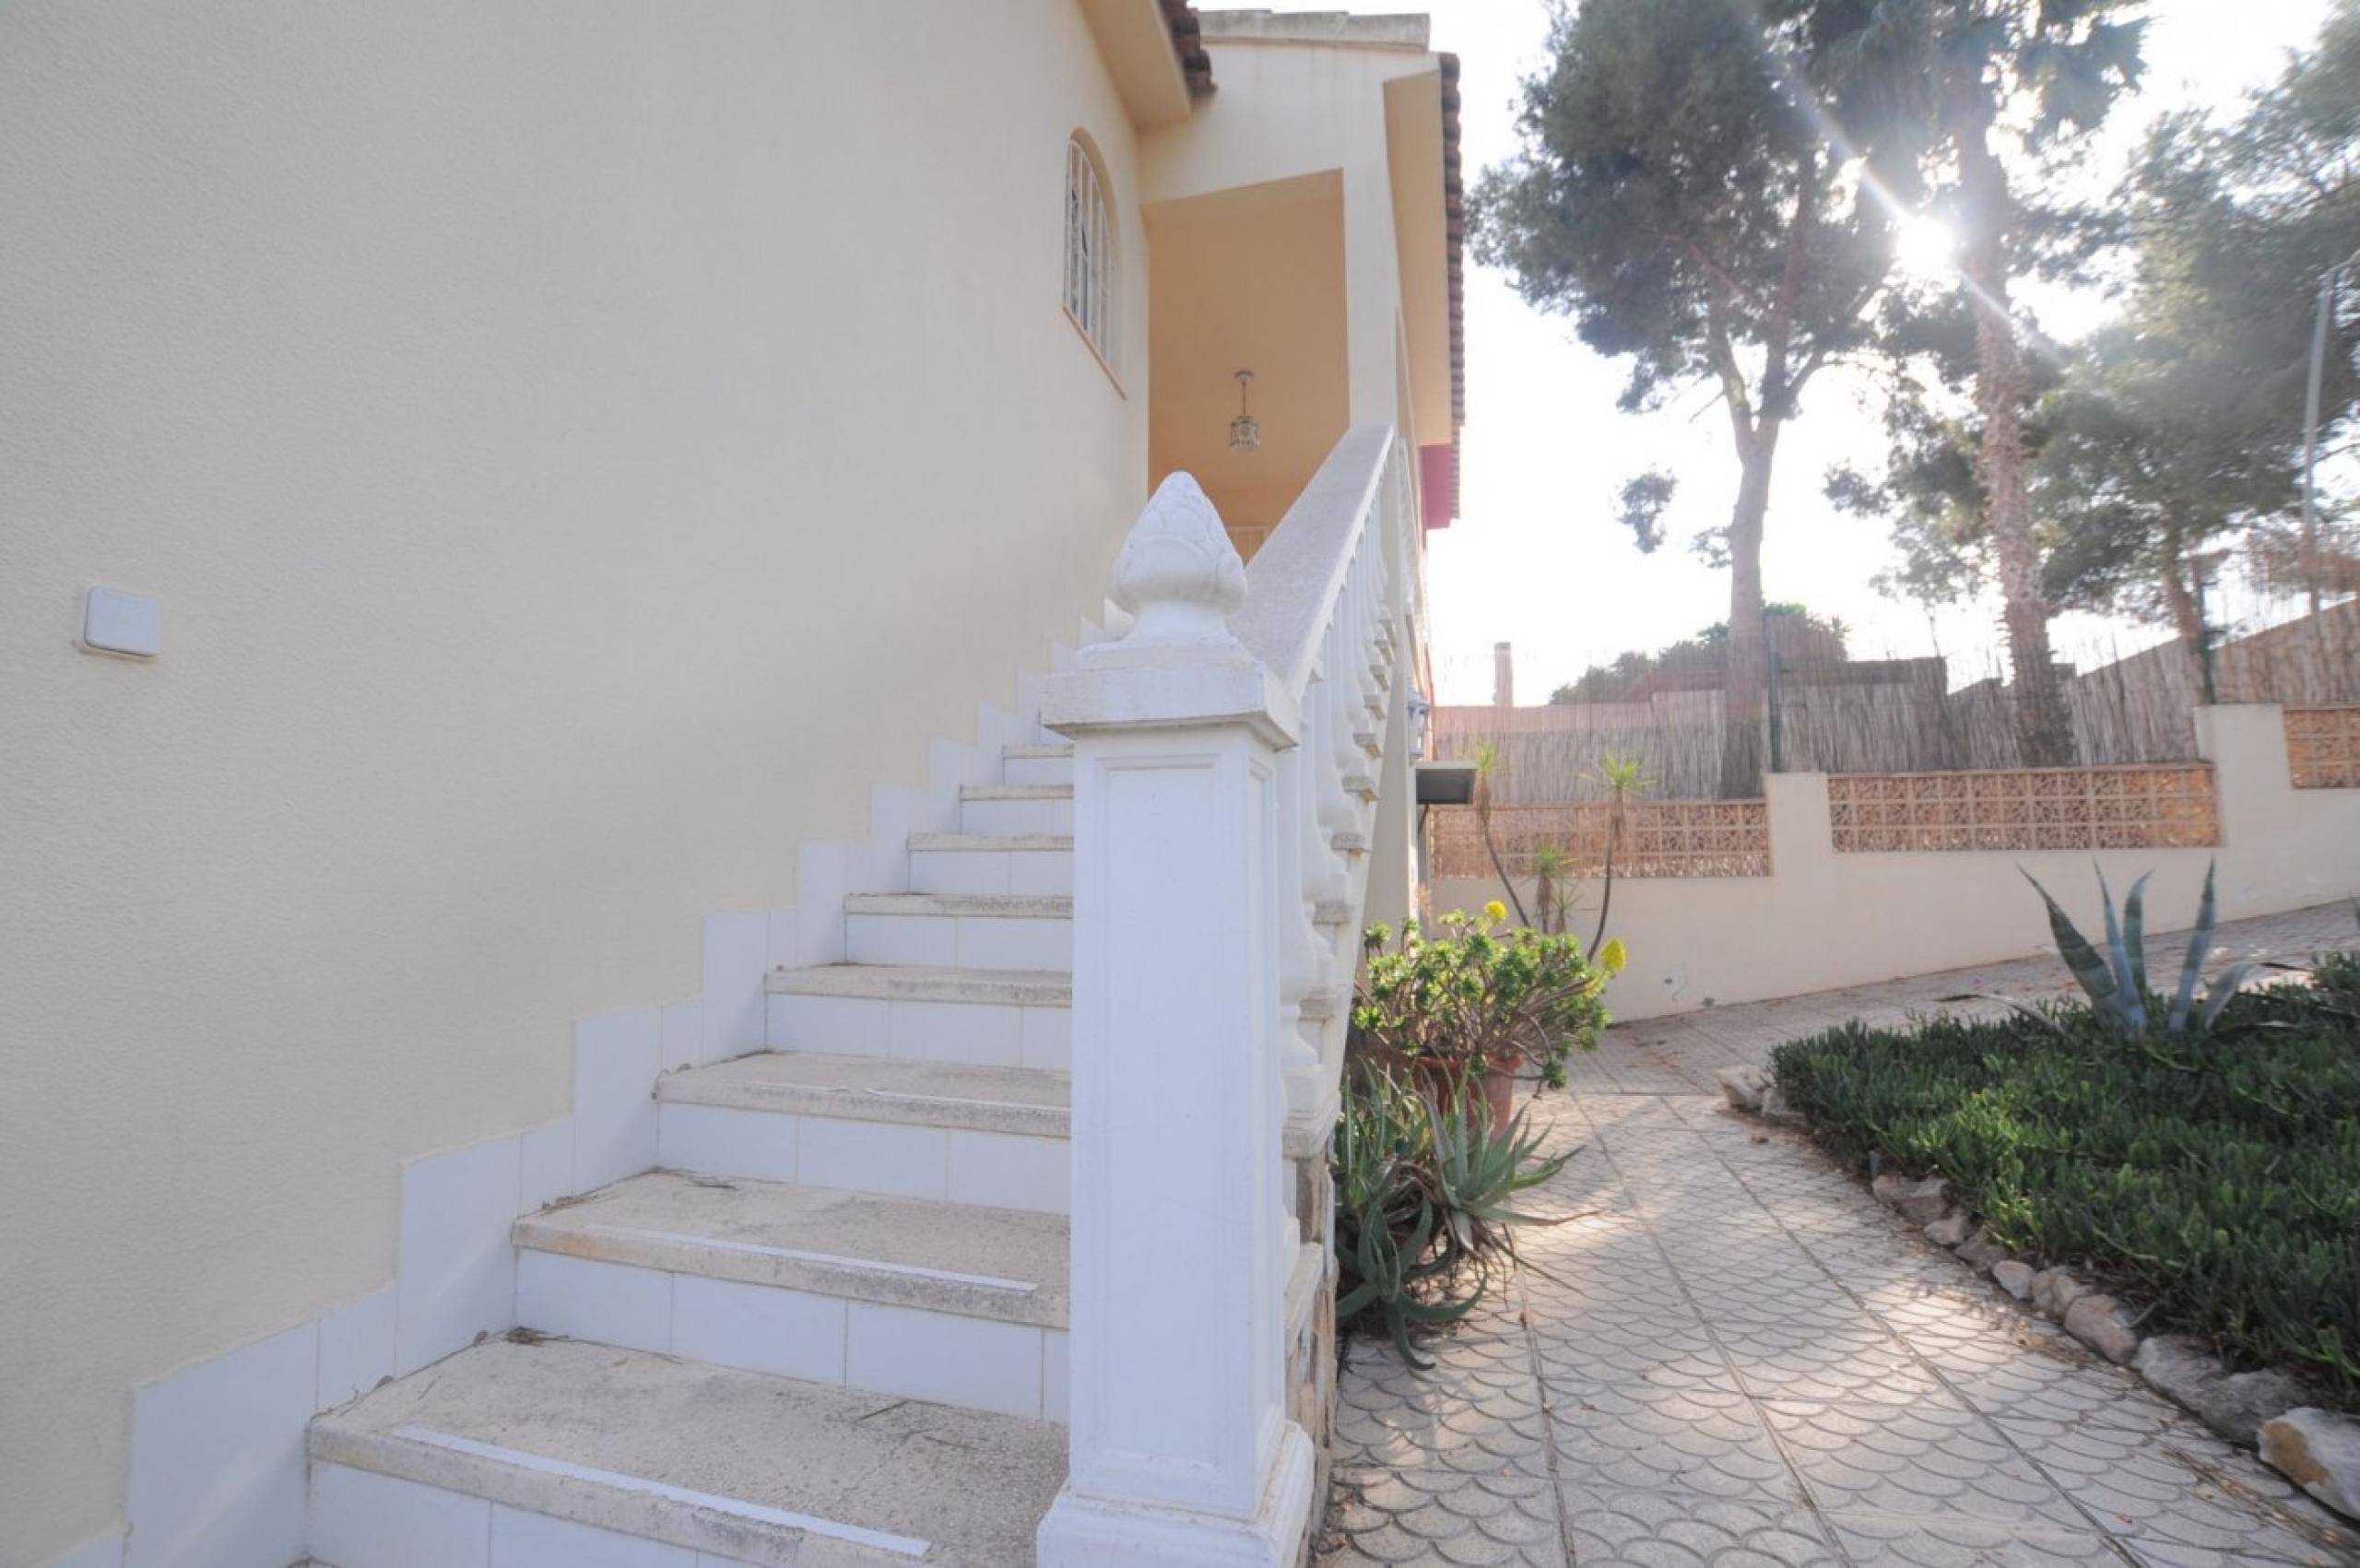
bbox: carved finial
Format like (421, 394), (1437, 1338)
(1107, 472), (1247, 651)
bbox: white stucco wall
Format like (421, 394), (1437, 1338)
(0, 5), (1147, 1560)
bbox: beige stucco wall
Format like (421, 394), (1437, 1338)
(0, 5), (1149, 1561)
(1433, 708), (2360, 1024)
(1146, 29), (1446, 939)
(1145, 32), (1437, 436)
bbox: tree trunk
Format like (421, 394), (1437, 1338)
(1720, 432), (1777, 798)
(1955, 89), (2075, 767)
(2160, 541), (2202, 650)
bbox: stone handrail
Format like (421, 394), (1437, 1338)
(1033, 424), (1413, 1566)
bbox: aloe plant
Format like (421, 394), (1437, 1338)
(1332, 1063), (1574, 1368)
(2020, 859), (2255, 1037)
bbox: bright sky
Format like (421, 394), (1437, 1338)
(1414, 0), (2341, 703)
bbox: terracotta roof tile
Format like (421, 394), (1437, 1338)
(1440, 52), (1464, 518)
(1161, 0), (1217, 96)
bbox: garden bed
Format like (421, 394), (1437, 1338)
(1769, 952), (2360, 1410)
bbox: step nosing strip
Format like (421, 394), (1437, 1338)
(861, 1089), (1061, 1114)
(383, 1425), (930, 1558)
(594, 1225), (1042, 1294)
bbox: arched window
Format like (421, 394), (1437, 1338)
(1063, 134), (1116, 367)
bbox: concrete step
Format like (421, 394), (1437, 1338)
(518, 1170), (1066, 1328)
(771, 963), (1070, 1007)
(512, 1173), (1068, 1418)
(656, 1053), (1068, 1211)
(308, 1336), (1062, 1568)
(906, 832), (1072, 897)
(958, 784), (1072, 838)
(1001, 743), (1074, 788)
(843, 891), (1069, 973)
(663, 1050), (1069, 1139)
(842, 891), (1072, 920)
(767, 965), (1069, 1072)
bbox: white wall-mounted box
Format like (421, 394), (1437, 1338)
(81, 588), (161, 657)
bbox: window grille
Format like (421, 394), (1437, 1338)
(1064, 136), (1115, 366)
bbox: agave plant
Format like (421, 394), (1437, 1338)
(2020, 859), (2254, 1037)
(1332, 1063), (1574, 1368)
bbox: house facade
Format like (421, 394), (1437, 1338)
(0, 6), (1459, 1566)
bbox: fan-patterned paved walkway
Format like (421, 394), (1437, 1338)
(1316, 902), (2360, 1567)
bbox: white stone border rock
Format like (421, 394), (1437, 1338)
(1715, 1066), (2360, 1524)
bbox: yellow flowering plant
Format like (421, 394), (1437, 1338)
(1354, 907), (1611, 1091)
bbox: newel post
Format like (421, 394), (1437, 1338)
(1035, 474), (1317, 1567)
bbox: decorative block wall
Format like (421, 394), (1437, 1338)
(1427, 801), (1771, 880)
(1827, 764), (2219, 853)
(2285, 706), (2360, 789)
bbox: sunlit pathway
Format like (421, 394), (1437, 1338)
(1315, 902), (2360, 1567)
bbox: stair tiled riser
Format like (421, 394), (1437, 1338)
(959, 795), (1075, 837)
(312, 1464), (789, 1568)
(656, 1102), (1068, 1212)
(764, 993), (1069, 1071)
(513, 1252), (1068, 1421)
(908, 844), (1073, 897)
(844, 912), (1070, 971)
(1000, 749), (1075, 789)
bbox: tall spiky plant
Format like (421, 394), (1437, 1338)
(2019, 859), (2254, 1036)
(1469, 741), (1531, 926)
(1587, 750), (1653, 961)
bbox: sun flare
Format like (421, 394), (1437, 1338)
(1895, 215), (1959, 283)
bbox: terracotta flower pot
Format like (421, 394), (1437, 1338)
(1481, 1055), (1523, 1137)
(1349, 1040), (1524, 1136)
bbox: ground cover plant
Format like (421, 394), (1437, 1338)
(1772, 947), (2360, 1405)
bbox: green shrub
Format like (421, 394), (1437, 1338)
(1331, 1063), (1571, 1368)
(1355, 907), (1614, 1091)
(1772, 973), (2360, 1403)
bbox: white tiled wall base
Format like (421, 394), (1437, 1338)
(764, 993), (1070, 1071)
(89, 678), (1088, 1568)
(511, 1252), (1062, 1421)
(309, 1465), (758, 1568)
(699, 913), (772, 1065)
(395, 1134), (523, 1376)
(316, 1286), (397, 1410)
(125, 1319), (315, 1568)
(657, 1102), (1068, 1213)
(112, 988), (681, 1568)
(572, 1009), (663, 1194)
(47, 1529), (125, 1568)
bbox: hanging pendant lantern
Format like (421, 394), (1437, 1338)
(1228, 369), (1261, 455)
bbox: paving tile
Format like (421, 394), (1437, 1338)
(1824, 1514), (2122, 1565)
(1759, 1397), (2084, 1527)
(1316, 905), (2360, 1568)
(1323, 1468), (1565, 1567)
(1554, 1485), (1839, 1566)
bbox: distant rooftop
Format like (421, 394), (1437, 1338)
(1197, 9), (1432, 49)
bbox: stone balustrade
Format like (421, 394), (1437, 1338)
(1034, 424), (1414, 1567)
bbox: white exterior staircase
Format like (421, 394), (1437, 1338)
(301, 423), (1418, 1568)
(308, 741), (1090, 1568)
